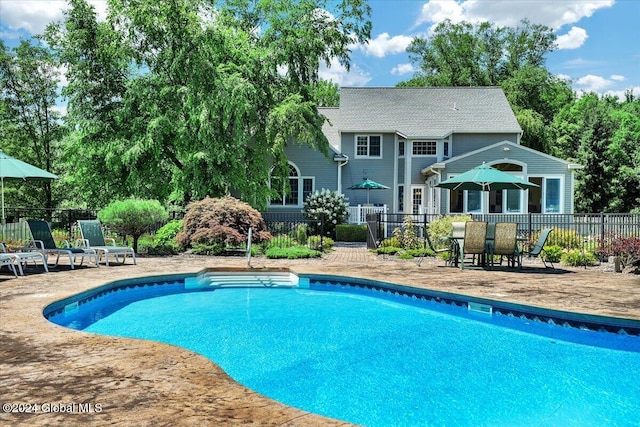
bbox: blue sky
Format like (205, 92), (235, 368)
(1, 0), (639, 100)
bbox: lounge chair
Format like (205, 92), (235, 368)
(26, 219), (98, 270)
(488, 222), (520, 269)
(524, 228), (554, 268)
(0, 242), (49, 275)
(0, 253), (18, 277)
(460, 221), (487, 269)
(77, 220), (136, 266)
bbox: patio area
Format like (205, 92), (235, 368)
(1, 247), (639, 426)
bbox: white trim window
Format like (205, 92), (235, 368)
(412, 141), (436, 156)
(397, 184), (404, 212)
(528, 176), (563, 213)
(398, 140), (405, 158)
(355, 135), (382, 158)
(411, 185), (425, 215)
(270, 163), (314, 207)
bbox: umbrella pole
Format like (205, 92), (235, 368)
(1, 177), (4, 239)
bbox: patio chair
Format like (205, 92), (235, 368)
(488, 222), (521, 269)
(460, 221), (487, 270)
(0, 253), (18, 277)
(449, 221), (467, 267)
(524, 228), (554, 268)
(417, 230), (451, 266)
(0, 242), (49, 275)
(26, 219), (98, 270)
(77, 220), (136, 266)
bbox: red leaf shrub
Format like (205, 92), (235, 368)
(176, 196), (272, 248)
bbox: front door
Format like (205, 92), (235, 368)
(411, 185), (425, 215)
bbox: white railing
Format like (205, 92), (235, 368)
(347, 204), (388, 224)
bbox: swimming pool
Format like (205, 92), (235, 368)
(45, 271), (640, 426)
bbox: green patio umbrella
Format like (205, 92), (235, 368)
(435, 163), (538, 213)
(348, 178), (390, 205)
(0, 149), (58, 231)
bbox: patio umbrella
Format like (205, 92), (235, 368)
(435, 163), (538, 213)
(348, 178), (390, 205)
(0, 149), (58, 231)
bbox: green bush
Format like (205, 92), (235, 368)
(336, 224), (367, 242)
(542, 227), (583, 249)
(381, 236), (401, 248)
(98, 198), (168, 253)
(192, 242), (225, 255)
(543, 245), (563, 263)
(292, 223), (309, 245)
(428, 215), (472, 249)
(374, 246), (402, 255)
(176, 196), (271, 251)
(404, 248), (434, 258)
(265, 246), (322, 259)
(147, 220), (183, 255)
(303, 189), (349, 238)
(392, 216), (420, 249)
(308, 235), (335, 252)
(561, 249), (598, 267)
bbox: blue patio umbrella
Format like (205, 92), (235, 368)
(348, 178), (390, 204)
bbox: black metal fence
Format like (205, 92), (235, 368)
(368, 212), (640, 254)
(260, 212), (326, 250)
(1, 207), (98, 243)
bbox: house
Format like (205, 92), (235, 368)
(269, 87), (582, 216)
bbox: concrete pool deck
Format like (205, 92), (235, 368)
(1, 245), (639, 426)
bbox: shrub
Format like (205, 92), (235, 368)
(543, 245), (563, 263)
(303, 189), (349, 238)
(610, 235), (640, 268)
(381, 236), (401, 248)
(148, 220), (183, 255)
(293, 223), (309, 245)
(308, 235), (335, 252)
(428, 215), (472, 249)
(374, 246), (402, 255)
(176, 196), (271, 251)
(392, 215), (420, 249)
(98, 199), (168, 253)
(404, 248), (434, 258)
(336, 224), (367, 242)
(561, 250), (598, 267)
(265, 246), (322, 259)
(541, 227), (582, 249)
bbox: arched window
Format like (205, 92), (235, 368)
(270, 162), (314, 207)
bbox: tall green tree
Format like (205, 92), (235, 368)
(553, 93), (640, 212)
(0, 39), (65, 210)
(47, 0), (370, 209)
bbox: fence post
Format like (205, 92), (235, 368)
(320, 213), (324, 250)
(423, 213), (428, 250)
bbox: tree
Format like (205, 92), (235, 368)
(97, 198), (168, 252)
(0, 39), (64, 210)
(47, 0), (371, 209)
(553, 93), (640, 212)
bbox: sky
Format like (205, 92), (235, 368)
(1, 0), (639, 101)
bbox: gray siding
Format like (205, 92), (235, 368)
(341, 132), (395, 206)
(438, 143), (575, 214)
(452, 133), (519, 157)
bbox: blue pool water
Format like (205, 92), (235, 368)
(49, 280), (640, 427)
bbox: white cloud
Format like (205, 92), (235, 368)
(415, 0), (466, 26)
(358, 33), (413, 58)
(415, 0), (614, 30)
(610, 74), (625, 82)
(556, 26), (588, 50)
(0, 1), (107, 36)
(391, 63), (415, 76)
(575, 74), (614, 92)
(319, 58), (371, 87)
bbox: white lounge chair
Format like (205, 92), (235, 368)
(0, 242), (49, 275)
(77, 220), (136, 266)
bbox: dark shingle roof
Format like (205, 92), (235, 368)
(320, 87), (522, 151)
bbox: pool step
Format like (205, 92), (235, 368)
(185, 271), (304, 289)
